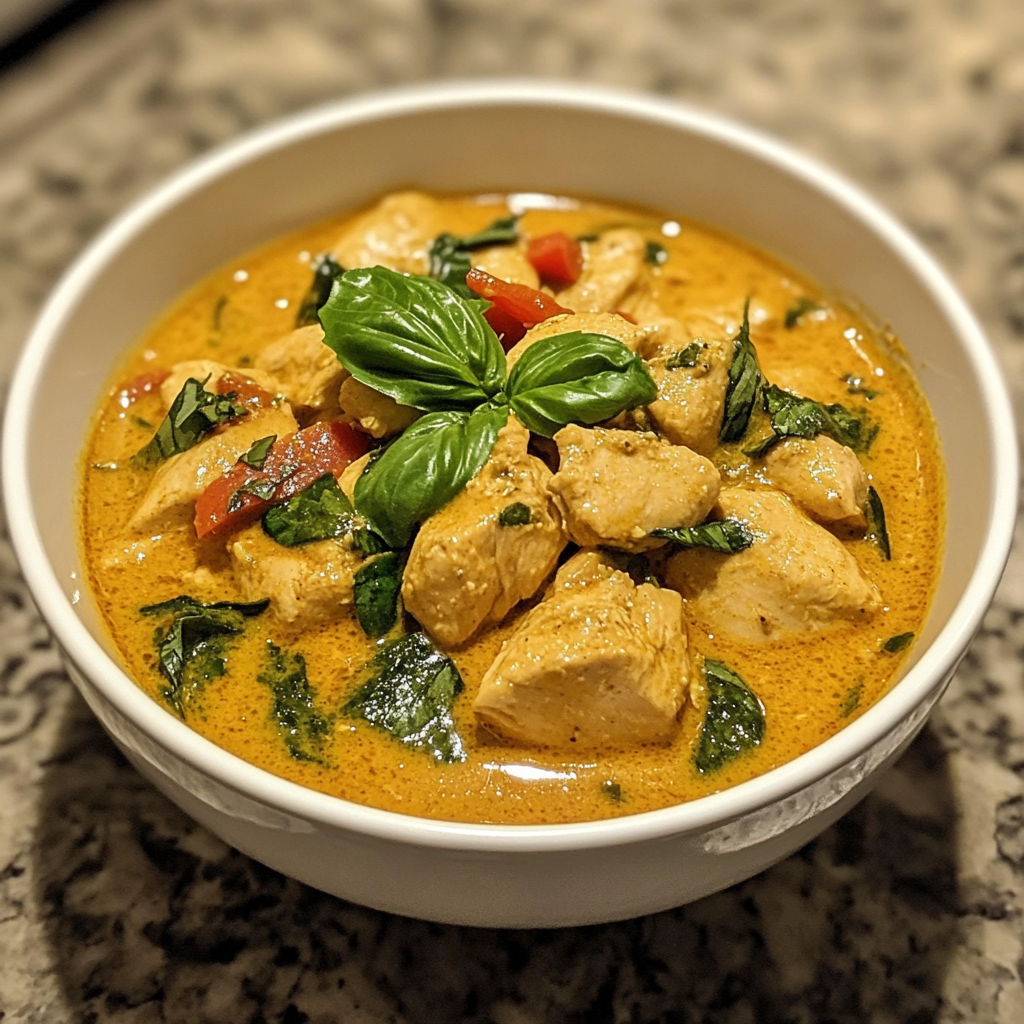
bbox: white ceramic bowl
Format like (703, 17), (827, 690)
(3, 82), (1016, 928)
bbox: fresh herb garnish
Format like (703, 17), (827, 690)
(695, 658), (766, 774)
(343, 632), (467, 763)
(842, 374), (881, 400)
(428, 215), (520, 298)
(227, 460), (299, 513)
(719, 300), (762, 443)
(840, 682), (863, 718)
(499, 502), (532, 527)
(883, 631), (914, 653)
(865, 486), (891, 560)
(600, 781), (624, 802)
(133, 377), (247, 466)
(650, 519), (754, 554)
(140, 596), (268, 717)
(784, 297), (821, 328)
(239, 434), (276, 469)
(645, 241), (668, 265)
(664, 343), (703, 370)
(295, 253), (344, 327)
(131, 415), (153, 430)
(744, 384), (877, 457)
(258, 642), (333, 763)
(353, 552), (403, 638)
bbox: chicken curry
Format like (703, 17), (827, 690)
(80, 191), (944, 824)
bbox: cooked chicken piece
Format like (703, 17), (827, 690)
(555, 229), (646, 313)
(338, 377), (419, 439)
(230, 524), (361, 627)
(505, 311), (645, 368)
(664, 486), (880, 642)
(159, 361), (281, 410)
(402, 418), (565, 647)
(471, 244), (540, 289)
(331, 191), (441, 275)
(129, 404), (298, 534)
(764, 436), (868, 529)
(548, 425), (720, 552)
(338, 452), (371, 503)
(473, 550), (688, 749)
(254, 324), (347, 419)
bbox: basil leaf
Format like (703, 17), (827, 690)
(295, 253), (344, 327)
(353, 551), (403, 638)
(784, 297), (821, 328)
(719, 303), (762, 443)
(354, 403), (509, 548)
(263, 474), (357, 547)
(499, 502), (532, 527)
(842, 374), (881, 400)
(140, 596), (268, 717)
(759, 384), (878, 454)
(258, 642), (333, 763)
(695, 658), (766, 774)
(428, 215), (519, 298)
(645, 240), (668, 265)
(506, 332), (657, 438)
(650, 519), (754, 553)
(840, 682), (862, 718)
(665, 343), (702, 370)
(320, 267), (506, 411)
(133, 377), (247, 466)
(883, 631), (914, 653)
(343, 632), (466, 763)
(240, 434), (276, 469)
(865, 486), (891, 560)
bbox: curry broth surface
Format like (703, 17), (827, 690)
(80, 193), (944, 824)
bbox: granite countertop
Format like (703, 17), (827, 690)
(2, 1), (1024, 1020)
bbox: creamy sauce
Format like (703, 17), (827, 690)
(80, 193), (945, 824)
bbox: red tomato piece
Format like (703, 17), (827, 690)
(465, 268), (571, 328)
(118, 370), (170, 406)
(483, 306), (528, 351)
(194, 420), (371, 539)
(527, 232), (584, 288)
(216, 371), (277, 409)
(614, 309), (638, 324)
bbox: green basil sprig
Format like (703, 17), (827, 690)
(429, 215), (519, 298)
(719, 301), (762, 443)
(258, 642), (333, 764)
(865, 485), (891, 560)
(650, 519), (754, 553)
(295, 253), (344, 327)
(695, 658), (766, 774)
(353, 551), (404, 638)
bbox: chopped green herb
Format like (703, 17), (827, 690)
(664, 343), (703, 370)
(645, 241), (668, 265)
(227, 460), (299, 513)
(131, 415), (153, 430)
(344, 633), (466, 763)
(499, 502), (532, 527)
(295, 253), (344, 327)
(140, 596), (268, 717)
(651, 519), (754, 554)
(695, 658), (766, 774)
(353, 552), (403, 638)
(576, 233), (600, 242)
(842, 374), (881, 400)
(865, 486), (891, 560)
(133, 377), (247, 467)
(882, 632), (914, 653)
(429, 215), (519, 298)
(258, 642), (333, 763)
(239, 434), (276, 469)
(600, 781), (624, 802)
(840, 683), (863, 718)
(719, 300), (762, 443)
(784, 297), (821, 328)
(212, 294), (228, 331)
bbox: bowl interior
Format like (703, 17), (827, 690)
(7, 86), (1010, 834)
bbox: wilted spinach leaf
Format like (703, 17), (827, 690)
(258, 642), (333, 763)
(719, 301), (762, 443)
(695, 658), (766, 774)
(344, 632), (466, 763)
(865, 486), (891, 560)
(295, 253), (344, 327)
(651, 519), (754, 554)
(353, 552), (403, 638)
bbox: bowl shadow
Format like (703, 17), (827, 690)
(33, 688), (960, 1024)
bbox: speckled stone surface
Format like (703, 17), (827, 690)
(2, 2), (1024, 1021)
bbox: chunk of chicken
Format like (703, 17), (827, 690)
(254, 324), (347, 419)
(338, 377), (419, 439)
(471, 244), (540, 289)
(548, 425), (720, 552)
(504, 311), (646, 368)
(555, 229), (646, 313)
(129, 404), (298, 533)
(159, 361), (281, 411)
(230, 524), (362, 627)
(664, 486), (880, 642)
(473, 550), (688, 749)
(331, 191), (441, 275)
(338, 452), (371, 503)
(764, 436), (868, 529)
(402, 418), (565, 647)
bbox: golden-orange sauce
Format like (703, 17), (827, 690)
(80, 193), (944, 824)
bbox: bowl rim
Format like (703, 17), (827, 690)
(3, 79), (1017, 852)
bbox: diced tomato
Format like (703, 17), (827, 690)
(466, 268), (571, 330)
(614, 309), (638, 324)
(118, 370), (170, 406)
(483, 305), (528, 351)
(194, 420), (371, 539)
(527, 232), (584, 288)
(216, 371), (276, 409)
